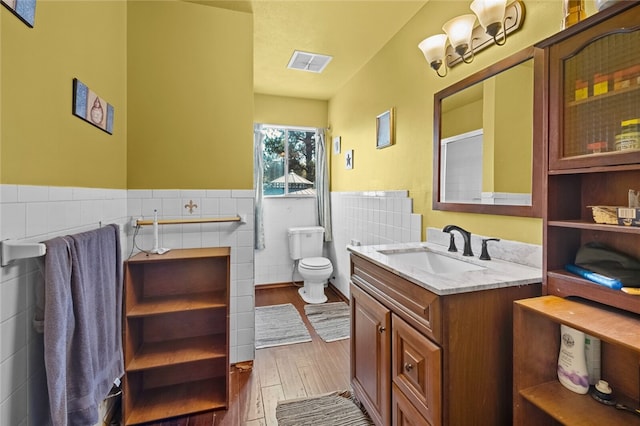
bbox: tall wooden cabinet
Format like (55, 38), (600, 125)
(122, 247), (230, 425)
(513, 3), (640, 425)
(542, 1), (640, 315)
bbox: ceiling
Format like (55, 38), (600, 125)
(189, 1), (428, 100)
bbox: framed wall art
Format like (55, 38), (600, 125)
(333, 136), (341, 154)
(345, 149), (353, 170)
(1, 0), (36, 27)
(72, 78), (114, 135)
(376, 107), (395, 149)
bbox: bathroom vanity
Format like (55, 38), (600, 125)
(349, 242), (541, 426)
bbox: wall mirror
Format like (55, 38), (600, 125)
(433, 46), (543, 217)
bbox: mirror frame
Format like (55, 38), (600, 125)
(432, 46), (544, 217)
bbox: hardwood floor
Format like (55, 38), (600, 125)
(141, 284), (351, 426)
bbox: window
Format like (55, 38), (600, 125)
(261, 126), (316, 196)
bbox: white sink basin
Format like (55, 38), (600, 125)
(377, 247), (486, 275)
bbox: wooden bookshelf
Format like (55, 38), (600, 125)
(123, 247), (230, 425)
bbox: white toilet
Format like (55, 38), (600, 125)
(288, 226), (333, 304)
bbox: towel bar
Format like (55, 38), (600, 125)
(1, 240), (47, 266)
(135, 215), (246, 226)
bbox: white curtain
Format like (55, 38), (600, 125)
(316, 129), (333, 242)
(254, 124), (265, 249)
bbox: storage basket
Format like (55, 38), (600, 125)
(588, 206), (619, 225)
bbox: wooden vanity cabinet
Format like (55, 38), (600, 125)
(122, 247), (230, 425)
(350, 253), (541, 426)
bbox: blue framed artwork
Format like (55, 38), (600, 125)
(1, 0), (36, 27)
(72, 78), (114, 135)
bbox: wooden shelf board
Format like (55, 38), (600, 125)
(126, 291), (227, 317)
(520, 381), (640, 426)
(127, 247), (230, 263)
(546, 272), (640, 316)
(124, 379), (226, 425)
(515, 295), (640, 351)
(547, 220), (640, 234)
(548, 163), (640, 175)
(566, 84), (640, 108)
(127, 335), (226, 371)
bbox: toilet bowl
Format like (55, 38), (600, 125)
(298, 257), (333, 304)
(288, 226), (334, 304)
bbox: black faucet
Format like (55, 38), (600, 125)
(442, 225), (473, 256)
(480, 238), (500, 260)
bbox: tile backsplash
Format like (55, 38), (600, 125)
(329, 191), (422, 296)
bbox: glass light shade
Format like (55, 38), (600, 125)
(442, 14), (476, 51)
(470, 0), (507, 31)
(418, 34), (448, 66)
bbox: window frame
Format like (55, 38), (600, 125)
(260, 124), (318, 198)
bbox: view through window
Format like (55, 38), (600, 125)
(262, 126), (316, 196)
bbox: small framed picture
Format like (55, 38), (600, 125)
(1, 0), (36, 27)
(72, 78), (114, 134)
(376, 108), (395, 149)
(333, 136), (341, 154)
(345, 150), (353, 170)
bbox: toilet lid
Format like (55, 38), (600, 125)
(300, 257), (332, 270)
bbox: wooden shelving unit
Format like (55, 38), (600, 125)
(514, 296), (640, 426)
(512, 3), (640, 424)
(122, 247), (230, 425)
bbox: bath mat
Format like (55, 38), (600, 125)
(304, 301), (350, 342)
(255, 303), (312, 349)
(276, 390), (373, 426)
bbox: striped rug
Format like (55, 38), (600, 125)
(276, 390), (373, 426)
(304, 301), (350, 342)
(255, 303), (312, 349)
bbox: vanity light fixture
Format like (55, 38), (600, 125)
(418, 0), (525, 77)
(442, 14), (477, 64)
(418, 34), (449, 77)
(470, 0), (509, 46)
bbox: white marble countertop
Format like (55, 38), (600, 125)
(348, 241), (542, 296)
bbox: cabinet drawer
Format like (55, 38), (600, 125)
(351, 254), (441, 342)
(392, 383), (432, 426)
(392, 314), (441, 426)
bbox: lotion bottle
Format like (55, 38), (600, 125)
(557, 324), (589, 394)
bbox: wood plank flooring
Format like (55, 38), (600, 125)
(142, 284), (351, 426)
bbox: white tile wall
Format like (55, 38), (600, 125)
(328, 191), (422, 297)
(0, 185), (128, 426)
(126, 189), (255, 364)
(254, 197), (318, 286)
(0, 185), (254, 426)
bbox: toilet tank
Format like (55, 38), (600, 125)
(288, 226), (325, 260)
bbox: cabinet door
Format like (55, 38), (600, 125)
(351, 282), (391, 426)
(392, 314), (441, 426)
(392, 384), (432, 426)
(548, 5), (640, 170)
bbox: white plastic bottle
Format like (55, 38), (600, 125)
(557, 324), (589, 394)
(585, 334), (601, 385)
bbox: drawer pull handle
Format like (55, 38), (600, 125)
(404, 363), (414, 372)
(378, 326), (386, 333)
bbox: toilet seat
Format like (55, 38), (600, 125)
(299, 257), (332, 270)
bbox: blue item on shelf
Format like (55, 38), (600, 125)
(564, 264), (623, 290)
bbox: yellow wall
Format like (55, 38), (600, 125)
(328, 0), (563, 244)
(493, 63), (533, 193)
(255, 94), (328, 128)
(1, 1), (127, 188)
(127, 1), (253, 189)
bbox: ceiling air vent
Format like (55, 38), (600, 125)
(287, 50), (333, 73)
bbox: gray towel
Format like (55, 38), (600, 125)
(44, 224), (123, 426)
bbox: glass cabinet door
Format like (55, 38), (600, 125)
(548, 7), (640, 170)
